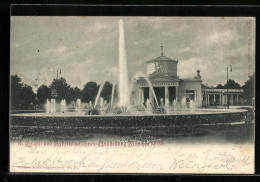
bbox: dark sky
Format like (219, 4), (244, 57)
(10, 16), (255, 91)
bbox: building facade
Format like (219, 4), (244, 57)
(131, 46), (202, 107)
(202, 89), (244, 106)
(131, 46), (244, 107)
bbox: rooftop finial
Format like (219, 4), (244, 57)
(161, 43), (164, 56)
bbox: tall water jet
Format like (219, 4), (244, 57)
(118, 19), (130, 107)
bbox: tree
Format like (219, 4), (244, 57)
(10, 74), (36, 110)
(49, 77), (72, 102)
(223, 79), (241, 89)
(101, 81), (112, 102)
(69, 86), (82, 101)
(216, 84), (224, 89)
(242, 74), (255, 104)
(81, 81), (99, 103)
(20, 85), (36, 109)
(37, 84), (51, 104)
(10, 74), (22, 109)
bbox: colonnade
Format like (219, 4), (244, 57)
(206, 93), (239, 105)
(138, 86), (179, 106)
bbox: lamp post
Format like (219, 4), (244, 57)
(226, 65), (232, 109)
(56, 68), (61, 79)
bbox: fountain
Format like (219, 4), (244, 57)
(160, 98), (164, 107)
(118, 19), (130, 107)
(50, 99), (56, 113)
(190, 100), (195, 113)
(173, 99), (177, 110)
(45, 99), (51, 113)
(76, 99), (82, 113)
(145, 99), (153, 114)
(181, 97), (186, 109)
(60, 99), (66, 113)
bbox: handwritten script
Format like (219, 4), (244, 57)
(10, 140), (254, 173)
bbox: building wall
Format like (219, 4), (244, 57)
(147, 62), (178, 77)
(167, 62), (178, 77)
(147, 63), (156, 76)
(179, 80), (202, 106)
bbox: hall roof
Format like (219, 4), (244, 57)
(146, 55), (178, 63)
(136, 75), (180, 83)
(204, 89), (244, 93)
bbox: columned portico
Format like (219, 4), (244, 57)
(134, 45), (202, 107)
(203, 89), (243, 106)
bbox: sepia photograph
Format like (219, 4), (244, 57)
(10, 16), (255, 174)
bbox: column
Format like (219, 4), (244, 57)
(165, 86), (169, 107)
(213, 94), (216, 103)
(237, 95), (239, 104)
(194, 90), (197, 102)
(141, 88), (144, 105)
(220, 94), (222, 105)
(149, 87), (154, 107)
(207, 94), (209, 105)
(226, 94), (228, 104)
(175, 86), (178, 102)
(223, 94), (226, 105)
(231, 94), (234, 105)
(138, 87), (142, 104)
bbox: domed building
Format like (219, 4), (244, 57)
(131, 44), (202, 107)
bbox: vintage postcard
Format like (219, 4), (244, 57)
(10, 16), (255, 174)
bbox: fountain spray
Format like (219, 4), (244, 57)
(118, 19), (130, 107)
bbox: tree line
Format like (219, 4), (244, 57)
(10, 74), (255, 110)
(10, 74), (117, 110)
(203, 76), (255, 105)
